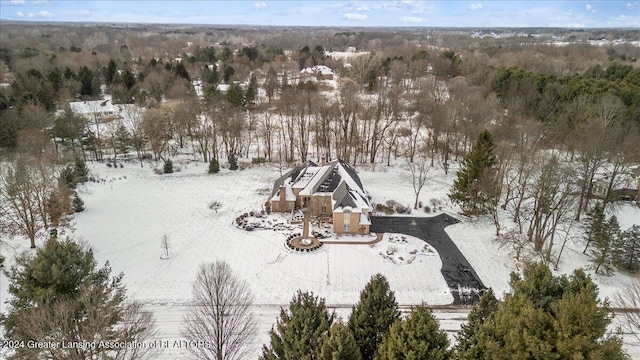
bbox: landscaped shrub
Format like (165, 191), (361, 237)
(164, 159), (173, 173)
(252, 157), (266, 164)
(60, 165), (77, 189)
(208, 158), (220, 174)
(73, 191), (85, 212)
(228, 154), (238, 170)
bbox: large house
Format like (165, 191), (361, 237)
(269, 159), (372, 235)
(299, 65), (335, 80)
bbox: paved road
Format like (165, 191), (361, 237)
(370, 214), (486, 305)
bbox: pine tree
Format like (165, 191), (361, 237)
(615, 225), (640, 272)
(583, 203), (606, 254)
(74, 156), (89, 183)
(73, 191), (85, 212)
(105, 59), (117, 85)
(164, 159), (174, 174)
(260, 290), (334, 360)
(175, 62), (191, 82)
(60, 164), (78, 189)
(459, 262), (626, 359)
(455, 289), (499, 360)
(121, 68), (136, 90)
(376, 305), (451, 360)
(590, 215), (620, 275)
(348, 274), (401, 360)
(3, 238), (155, 359)
(449, 130), (497, 215)
(319, 323), (362, 360)
(208, 158), (220, 174)
(228, 154), (238, 170)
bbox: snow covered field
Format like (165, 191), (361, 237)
(1, 158), (639, 358)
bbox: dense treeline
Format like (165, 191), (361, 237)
(491, 63), (640, 124)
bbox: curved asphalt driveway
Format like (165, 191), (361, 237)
(370, 214), (486, 305)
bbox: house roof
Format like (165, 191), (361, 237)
(270, 159), (371, 212)
(70, 99), (115, 116)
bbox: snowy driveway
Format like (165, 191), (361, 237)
(370, 214), (486, 305)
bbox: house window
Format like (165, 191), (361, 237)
(343, 210), (351, 232)
(303, 197), (310, 207)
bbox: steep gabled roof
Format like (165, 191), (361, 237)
(270, 159), (371, 211)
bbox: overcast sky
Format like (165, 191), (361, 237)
(1, 0), (638, 28)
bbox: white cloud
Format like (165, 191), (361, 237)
(402, 16), (422, 23)
(356, 5), (369, 11)
(343, 13), (367, 20)
(585, 4), (596, 12)
(75, 10), (92, 18)
(625, 2), (638, 9)
(27, 10), (54, 18)
(8, 0), (26, 4)
(34, 0), (49, 4)
(16, 11), (23, 16)
(469, 3), (483, 11)
(252, 1), (266, 10)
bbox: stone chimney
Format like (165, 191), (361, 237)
(279, 185), (286, 206)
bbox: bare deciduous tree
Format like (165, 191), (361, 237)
(406, 147), (431, 210)
(12, 283), (157, 360)
(615, 279), (640, 343)
(0, 158), (56, 248)
(183, 261), (257, 360)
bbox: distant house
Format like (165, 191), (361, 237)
(590, 169), (639, 205)
(269, 159), (372, 235)
(300, 65), (334, 80)
(69, 99), (115, 119)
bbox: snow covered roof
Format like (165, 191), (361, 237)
(70, 99), (115, 116)
(300, 65), (334, 77)
(271, 159), (371, 213)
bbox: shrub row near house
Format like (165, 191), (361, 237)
(375, 200), (412, 215)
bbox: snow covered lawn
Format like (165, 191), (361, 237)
(1, 159), (638, 358)
(69, 161), (452, 307)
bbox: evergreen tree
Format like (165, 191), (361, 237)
(260, 290), (334, 360)
(223, 64), (235, 83)
(73, 191), (85, 212)
(3, 238), (155, 359)
(175, 62), (191, 82)
(228, 154), (238, 170)
(208, 158), (220, 174)
(455, 289), (499, 360)
(376, 305), (451, 360)
(122, 68), (136, 90)
(164, 159), (174, 174)
(319, 322), (362, 360)
(60, 164), (78, 189)
(583, 202), (606, 254)
(74, 156), (89, 183)
(105, 59), (117, 85)
(78, 66), (95, 96)
(449, 130), (497, 215)
(460, 262), (626, 359)
(226, 83), (245, 108)
(615, 225), (640, 272)
(590, 215), (620, 275)
(348, 274), (401, 360)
